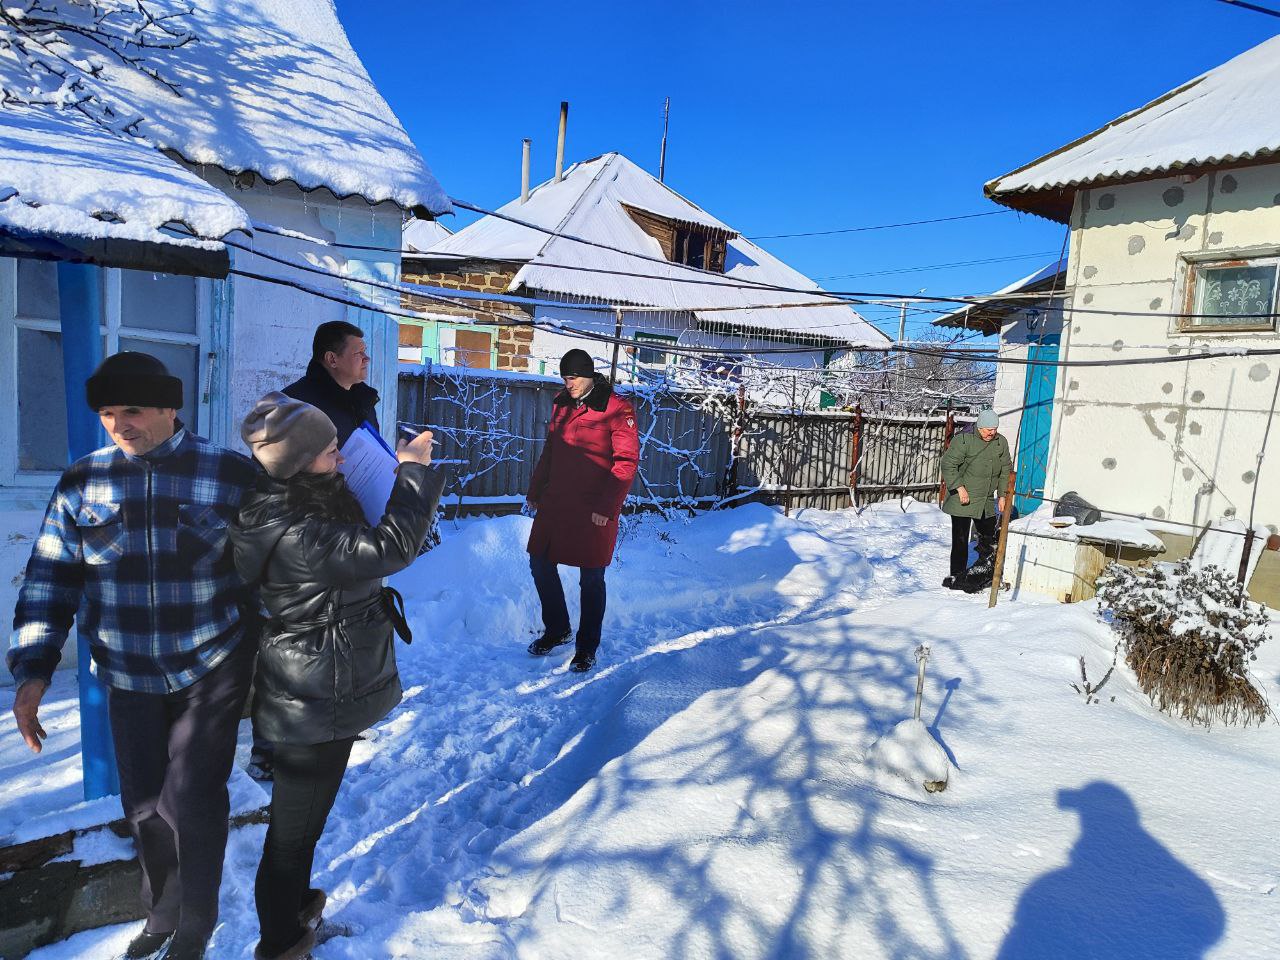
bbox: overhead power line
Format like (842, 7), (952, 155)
(744, 210), (1013, 240)
(1214, 0), (1280, 18)
(817, 250), (1059, 281)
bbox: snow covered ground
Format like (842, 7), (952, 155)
(7, 501), (1280, 959)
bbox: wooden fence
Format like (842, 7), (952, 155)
(398, 367), (970, 513)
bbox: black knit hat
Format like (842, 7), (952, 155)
(559, 349), (594, 379)
(85, 352), (183, 411)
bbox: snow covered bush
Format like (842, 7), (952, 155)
(1095, 560), (1272, 727)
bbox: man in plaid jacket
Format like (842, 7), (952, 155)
(8, 352), (258, 960)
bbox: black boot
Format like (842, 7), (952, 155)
(123, 928), (173, 960)
(569, 651), (596, 673)
(528, 629), (571, 655)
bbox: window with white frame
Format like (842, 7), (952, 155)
(4, 258), (208, 483)
(634, 331), (677, 369)
(1182, 256), (1280, 332)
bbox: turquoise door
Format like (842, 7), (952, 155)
(1014, 334), (1060, 516)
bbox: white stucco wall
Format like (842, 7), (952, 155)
(196, 169), (404, 452)
(1046, 164), (1280, 532)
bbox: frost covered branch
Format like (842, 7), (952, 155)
(1, 0), (195, 131)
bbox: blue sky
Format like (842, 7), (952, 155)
(336, 0), (1279, 337)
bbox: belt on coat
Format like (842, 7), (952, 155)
(267, 586), (413, 645)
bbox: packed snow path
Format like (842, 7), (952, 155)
(12, 502), (1280, 959)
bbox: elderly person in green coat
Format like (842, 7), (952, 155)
(940, 409), (1013, 590)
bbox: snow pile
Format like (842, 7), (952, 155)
(1190, 516), (1270, 584)
(1011, 508), (1165, 551)
(865, 717), (951, 793)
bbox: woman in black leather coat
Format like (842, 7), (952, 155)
(230, 392), (443, 960)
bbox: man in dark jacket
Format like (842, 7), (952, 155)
(525, 350), (639, 672)
(8, 352), (258, 960)
(282, 320), (379, 446)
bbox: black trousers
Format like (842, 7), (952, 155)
(950, 514), (998, 578)
(255, 737), (355, 956)
(529, 552), (606, 656)
(108, 638), (254, 942)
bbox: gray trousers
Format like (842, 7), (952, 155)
(107, 638), (254, 941)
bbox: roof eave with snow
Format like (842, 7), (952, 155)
(984, 36), (1280, 224)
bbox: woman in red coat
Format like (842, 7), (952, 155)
(526, 350), (639, 672)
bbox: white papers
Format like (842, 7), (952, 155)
(339, 424), (398, 526)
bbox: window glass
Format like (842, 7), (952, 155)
(17, 328), (69, 471)
(1191, 263), (1278, 326)
(120, 338), (201, 431)
(635, 334), (675, 367)
(15, 259), (60, 321)
(120, 269), (197, 334)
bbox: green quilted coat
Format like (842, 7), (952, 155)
(939, 432), (1013, 519)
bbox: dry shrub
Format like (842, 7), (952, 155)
(1095, 560), (1272, 728)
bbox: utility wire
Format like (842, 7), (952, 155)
(247, 219), (1280, 326)
(1214, 0), (1280, 18)
(817, 250), (1058, 281)
(744, 210), (1012, 240)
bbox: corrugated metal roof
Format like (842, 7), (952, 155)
(986, 35), (1280, 216)
(423, 153), (887, 345)
(932, 259), (1067, 333)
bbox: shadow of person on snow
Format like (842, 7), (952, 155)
(997, 781), (1224, 960)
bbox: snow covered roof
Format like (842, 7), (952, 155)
(403, 218), (454, 253)
(423, 153), (886, 345)
(933, 258), (1068, 334)
(986, 35), (1280, 222)
(9, 0), (448, 214)
(0, 45), (248, 275)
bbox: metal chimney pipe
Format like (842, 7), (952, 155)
(659, 97), (670, 183)
(555, 101), (568, 182)
(521, 138), (531, 203)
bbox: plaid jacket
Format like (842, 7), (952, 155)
(8, 428), (258, 693)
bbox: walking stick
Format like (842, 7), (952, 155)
(988, 470), (1018, 609)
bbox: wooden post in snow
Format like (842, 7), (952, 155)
(938, 409), (955, 505)
(848, 402), (863, 509)
(988, 470), (1019, 609)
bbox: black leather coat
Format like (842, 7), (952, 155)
(229, 463), (444, 745)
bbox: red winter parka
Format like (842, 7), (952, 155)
(527, 376), (640, 569)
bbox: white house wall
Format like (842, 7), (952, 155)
(196, 169), (404, 451)
(1047, 165), (1280, 532)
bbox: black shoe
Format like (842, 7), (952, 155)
(569, 652), (596, 673)
(124, 929), (173, 960)
(160, 934), (208, 960)
(246, 756), (274, 783)
(942, 576), (957, 590)
(528, 630), (572, 655)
